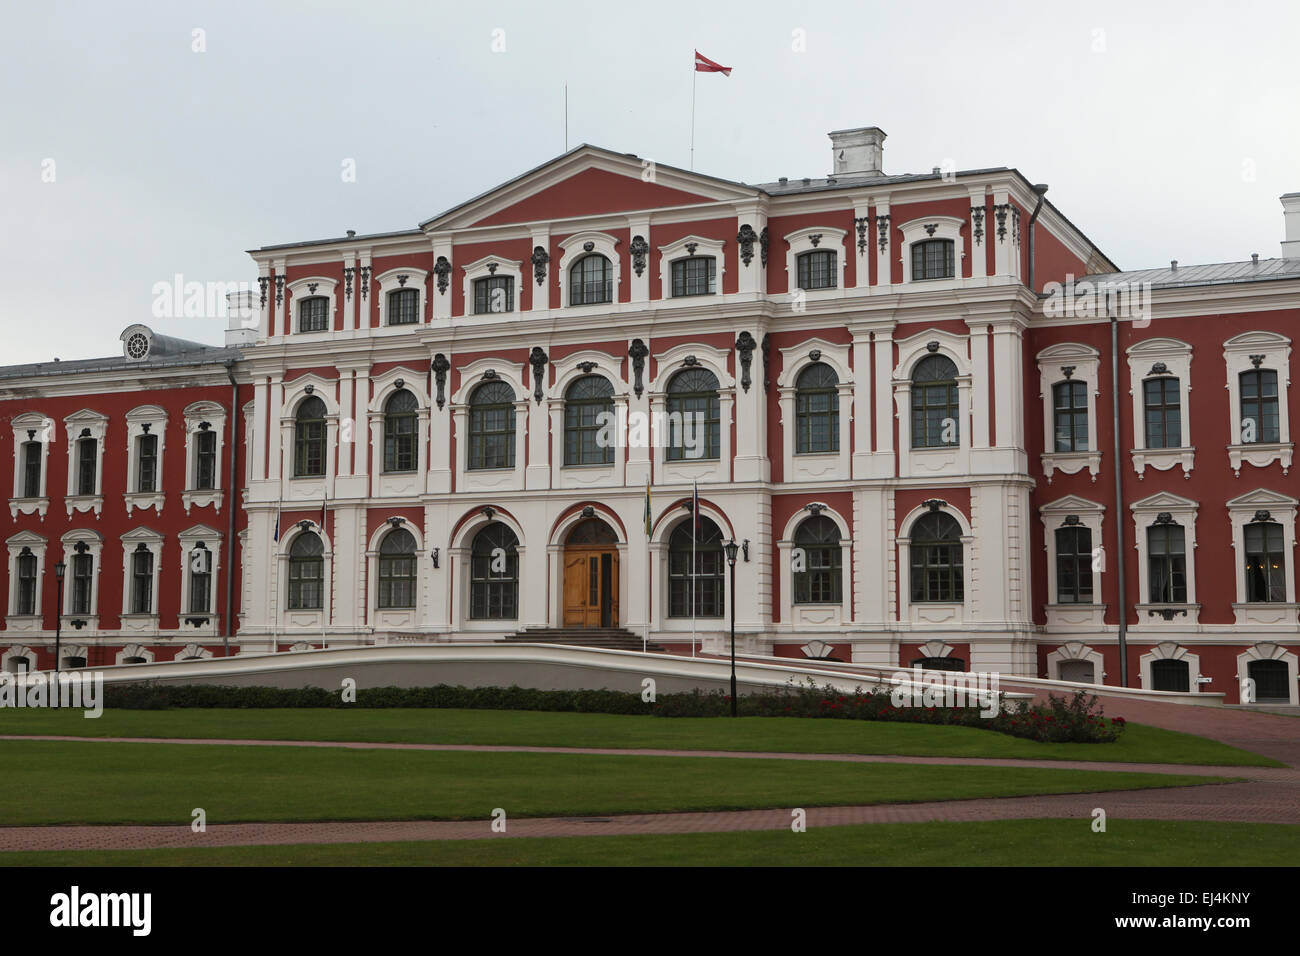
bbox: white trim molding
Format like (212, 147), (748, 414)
(776, 503), (853, 630)
(375, 267), (430, 329)
(657, 235), (726, 302)
(182, 400), (226, 516)
(8, 411), (54, 520)
(286, 276), (338, 338)
(123, 405), (167, 515)
(784, 226), (848, 299)
(893, 328), (973, 478)
(647, 343), (735, 486)
(1223, 331), (1292, 476)
(557, 232), (621, 309)
(5, 530), (47, 631)
(60, 529), (104, 634)
(1139, 641), (1202, 694)
(1039, 495), (1107, 628)
(114, 642), (155, 665)
(1130, 491), (1199, 625)
(451, 358), (528, 494)
(367, 518), (425, 631)
(1236, 642), (1299, 706)
(1037, 343), (1101, 482)
(897, 216), (965, 288)
(63, 408), (108, 517)
(1127, 338), (1194, 478)
(1226, 488), (1299, 626)
(777, 338), (852, 483)
(120, 526), (164, 633)
(178, 523), (223, 636)
(0, 644), (37, 672)
(895, 501), (974, 627)
(1045, 641), (1106, 684)
(368, 366), (432, 498)
(460, 256), (521, 316)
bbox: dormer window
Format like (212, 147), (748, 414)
(911, 239), (955, 280)
(671, 257), (716, 297)
(386, 288), (419, 326)
(570, 254), (612, 305)
(298, 296), (329, 333)
(796, 250), (837, 290)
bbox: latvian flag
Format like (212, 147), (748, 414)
(694, 51), (732, 76)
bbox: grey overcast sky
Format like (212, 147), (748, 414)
(2, 0), (1297, 366)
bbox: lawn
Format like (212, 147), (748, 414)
(0, 739), (1226, 826)
(0, 819), (1290, 867)
(0, 706), (1279, 766)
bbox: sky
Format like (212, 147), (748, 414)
(2, 0), (1298, 366)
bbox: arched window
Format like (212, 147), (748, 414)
(1244, 520), (1285, 603)
(1151, 657), (1189, 692)
(795, 363), (839, 454)
(666, 368), (721, 461)
(793, 515), (841, 604)
(1143, 376), (1181, 448)
(911, 239), (955, 280)
(378, 527), (417, 609)
(386, 288), (419, 326)
(288, 533), (324, 610)
(189, 543), (212, 614)
(796, 250), (837, 290)
(910, 512), (964, 603)
(383, 389), (418, 473)
(1240, 369), (1280, 443)
(1052, 381), (1088, 452)
(470, 522), (518, 619)
(1147, 523), (1186, 603)
(16, 550), (36, 615)
(671, 256), (716, 297)
(468, 381), (516, 470)
(564, 376), (615, 466)
(473, 276), (514, 314)
(911, 355), (959, 449)
(570, 254), (612, 306)
(668, 516), (724, 618)
(298, 296), (329, 333)
(294, 396), (327, 478)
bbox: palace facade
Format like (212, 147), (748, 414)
(3, 126), (1298, 705)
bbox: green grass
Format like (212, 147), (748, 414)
(1, 819), (1290, 867)
(0, 739), (1226, 826)
(0, 707), (1279, 766)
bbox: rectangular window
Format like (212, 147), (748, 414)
(77, 439), (97, 496)
(21, 441), (41, 498)
(190, 549), (212, 614)
(671, 257), (716, 297)
(796, 251), (836, 290)
(131, 549), (154, 613)
(473, 276), (515, 314)
(70, 553), (93, 615)
(16, 554), (37, 615)
(1240, 369), (1280, 444)
(298, 297), (328, 333)
(137, 434), (158, 493)
(387, 288), (419, 325)
(911, 240), (955, 280)
(1143, 378), (1181, 449)
(1147, 524), (1187, 603)
(1053, 381), (1089, 452)
(195, 430), (217, 490)
(1245, 522), (1286, 603)
(1054, 526), (1094, 604)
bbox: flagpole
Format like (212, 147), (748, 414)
(320, 499), (328, 649)
(689, 56), (697, 171)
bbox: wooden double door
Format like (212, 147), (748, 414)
(563, 547), (619, 628)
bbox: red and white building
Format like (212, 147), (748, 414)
(3, 126), (1298, 705)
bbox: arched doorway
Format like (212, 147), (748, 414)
(563, 518), (619, 627)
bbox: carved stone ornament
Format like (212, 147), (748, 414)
(1253, 510), (1272, 522)
(581, 505), (596, 518)
(630, 235), (649, 277)
(431, 354), (450, 409)
(1154, 512), (1174, 525)
(1150, 362), (1169, 375)
(577, 361), (597, 374)
(1250, 354), (1266, 368)
(629, 339), (649, 398)
(970, 206), (985, 246)
(759, 226), (769, 267)
(303, 385), (314, 396)
(307, 282), (318, 294)
(481, 369), (498, 381)
(994, 204), (1009, 243)
(258, 275), (269, 308)
(737, 224), (758, 267)
(922, 498), (946, 512)
(274, 274), (286, 306)
(343, 267), (354, 301)
(684, 242), (697, 256)
(394, 378), (404, 389)
(854, 217), (869, 255)
(876, 215), (891, 253)
(582, 241), (595, 253)
(809, 233), (823, 247)
(387, 516), (406, 528)
(923, 223), (938, 237)
(1061, 365), (1076, 379)
(396, 274), (408, 287)
(531, 246), (550, 286)
(809, 349), (822, 362)
(926, 341), (940, 353)
(805, 503), (825, 515)
(529, 347), (548, 404)
(1062, 514), (1081, 526)
(736, 331), (757, 393)
(433, 257), (451, 295)
(682, 355), (699, 367)
(761, 333), (771, 393)
(481, 506), (496, 519)
(487, 262), (498, 275)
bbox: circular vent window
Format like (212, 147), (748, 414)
(125, 332), (150, 359)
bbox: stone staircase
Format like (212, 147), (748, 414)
(500, 627), (666, 653)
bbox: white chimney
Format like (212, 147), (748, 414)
(828, 126), (886, 178)
(225, 290), (259, 347)
(1282, 193), (1300, 259)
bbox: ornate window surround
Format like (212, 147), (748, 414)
(895, 501), (974, 626)
(893, 329), (973, 478)
(5, 530), (48, 632)
(0, 644), (36, 672)
(1130, 491), (1199, 625)
(114, 642), (155, 665)
(776, 505), (853, 630)
(1127, 338), (1194, 478)
(278, 524), (332, 631)
(178, 523), (222, 636)
(367, 366), (432, 497)
(1226, 488), (1299, 626)
(286, 276), (338, 337)
(1139, 641), (1202, 695)
(1036, 343), (1102, 482)
(60, 529), (103, 633)
(460, 256), (522, 316)
(784, 227), (847, 298)
(897, 217), (965, 287)
(548, 350), (629, 490)
(182, 400), (226, 516)
(450, 358), (528, 494)
(367, 520), (425, 628)
(646, 343), (734, 486)
(1039, 495), (1107, 628)
(63, 409), (108, 517)
(557, 232), (621, 309)
(1044, 641), (1106, 684)
(1235, 642), (1299, 706)
(375, 267), (430, 329)
(123, 405), (167, 515)
(448, 509), (528, 633)
(9, 411), (53, 519)
(1223, 331), (1292, 476)
(776, 339), (852, 483)
(120, 526), (164, 632)
(279, 374), (340, 502)
(657, 235), (726, 302)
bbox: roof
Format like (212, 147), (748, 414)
(1082, 256), (1300, 291)
(0, 345), (241, 382)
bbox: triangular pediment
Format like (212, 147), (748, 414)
(1130, 491), (1199, 511)
(1226, 488), (1300, 509)
(422, 146), (759, 231)
(1040, 494), (1105, 515)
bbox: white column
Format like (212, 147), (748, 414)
(968, 190), (989, 281)
(530, 229), (551, 312)
(872, 323), (896, 477)
(873, 201), (892, 292)
(431, 235), (453, 321)
(733, 202), (767, 297)
(628, 216), (650, 304)
(967, 321), (991, 450)
(626, 340), (652, 487)
(733, 331), (769, 482)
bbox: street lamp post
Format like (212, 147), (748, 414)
(724, 538), (739, 718)
(53, 560), (66, 708)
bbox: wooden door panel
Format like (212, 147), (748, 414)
(563, 554), (588, 626)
